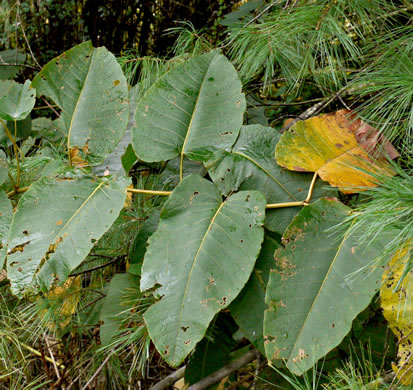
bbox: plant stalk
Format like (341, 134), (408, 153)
(127, 188), (172, 196)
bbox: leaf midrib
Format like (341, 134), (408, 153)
(179, 55), (215, 173)
(67, 50), (93, 151)
(173, 197), (226, 357)
(287, 227), (348, 365)
(33, 181), (105, 278)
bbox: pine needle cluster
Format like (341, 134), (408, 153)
(226, 0), (399, 93)
(351, 26), (413, 144)
(346, 157), (413, 277)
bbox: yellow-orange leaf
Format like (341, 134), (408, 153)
(275, 110), (397, 194)
(380, 243), (413, 386)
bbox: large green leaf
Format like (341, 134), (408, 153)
(205, 125), (333, 234)
(0, 50), (26, 80)
(6, 175), (130, 296)
(93, 84), (139, 177)
(141, 174), (266, 366)
(264, 198), (383, 375)
(0, 150), (8, 186)
(100, 273), (140, 345)
(31, 42), (129, 165)
(0, 191), (13, 269)
(132, 51), (245, 168)
(156, 157), (206, 190)
(0, 80), (35, 121)
(128, 208), (161, 276)
(229, 236), (280, 354)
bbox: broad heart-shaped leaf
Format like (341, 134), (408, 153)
(0, 80), (35, 120)
(141, 175), (266, 366)
(229, 235), (281, 354)
(205, 125), (333, 234)
(6, 175), (130, 296)
(0, 50), (26, 80)
(132, 51), (245, 167)
(31, 42), (129, 166)
(275, 110), (396, 194)
(264, 198), (384, 375)
(380, 244), (413, 386)
(0, 191), (13, 269)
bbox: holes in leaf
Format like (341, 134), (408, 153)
(22, 230), (28, 235)
(181, 326), (189, 332)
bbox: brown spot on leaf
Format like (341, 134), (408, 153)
(56, 220), (63, 225)
(335, 143), (344, 148)
(294, 166), (308, 172)
(184, 339), (191, 345)
(275, 256), (296, 280)
(113, 80), (120, 86)
(292, 348), (308, 363)
(8, 241), (31, 254)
